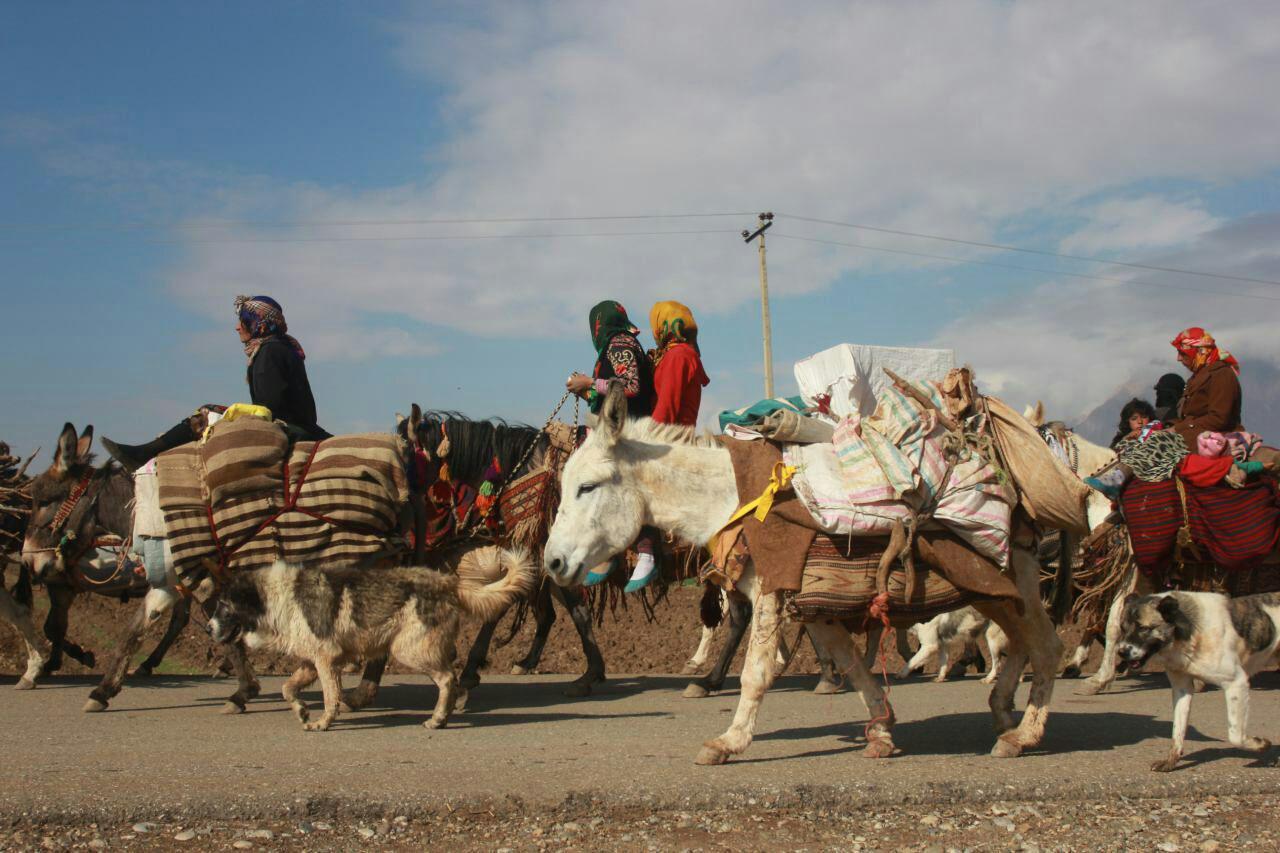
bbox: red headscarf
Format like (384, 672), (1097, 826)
(1171, 327), (1240, 374)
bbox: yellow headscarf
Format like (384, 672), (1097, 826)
(651, 300), (697, 344)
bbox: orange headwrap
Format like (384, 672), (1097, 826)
(1171, 327), (1240, 374)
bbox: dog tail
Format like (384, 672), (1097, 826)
(455, 546), (538, 623)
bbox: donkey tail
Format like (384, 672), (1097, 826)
(455, 547), (537, 624)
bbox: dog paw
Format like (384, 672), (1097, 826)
(694, 743), (730, 766)
(1151, 756), (1180, 773)
(292, 704), (310, 724)
(303, 720), (332, 732)
(243, 682), (262, 701)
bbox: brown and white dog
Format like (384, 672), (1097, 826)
(1117, 591), (1280, 772)
(899, 606), (1009, 684)
(206, 546), (534, 732)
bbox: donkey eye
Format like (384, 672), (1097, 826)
(577, 483), (598, 497)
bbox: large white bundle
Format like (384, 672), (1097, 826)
(793, 343), (956, 419)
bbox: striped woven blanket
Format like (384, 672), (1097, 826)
(1121, 476), (1280, 578)
(156, 419), (407, 580)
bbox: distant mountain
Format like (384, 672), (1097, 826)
(1072, 362), (1280, 447)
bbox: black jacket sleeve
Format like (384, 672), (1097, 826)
(249, 342), (292, 419)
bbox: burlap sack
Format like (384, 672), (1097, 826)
(985, 396), (1089, 534)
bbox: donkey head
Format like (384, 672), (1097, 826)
(23, 423), (96, 578)
(544, 384), (646, 587)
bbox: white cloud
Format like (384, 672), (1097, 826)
(17, 2), (1280, 366)
(929, 214), (1280, 420)
(1059, 196), (1221, 255)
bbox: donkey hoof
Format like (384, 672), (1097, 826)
(864, 738), (896, 759)
(563, 680), (594, 698)
(1061, 665), (1082, 679)
(682, 682), (711, 699)
(510, 664), (531, 676)
(83, 698), (108, 713)
(695, 744), (731, 766)
(133, 663), (155, 678)
(423, 717), (446, 730)
(244, 682), (261, 701)
(1076, 679), (1107, 696)
(222, 700), (247, 715)
(813, 679), (844, 695)
(15, 678), (36, 691)
(991, 736), (1023, 758)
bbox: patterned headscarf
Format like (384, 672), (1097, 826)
(649, 300), (699, 367)
(1171, 327), (1239, 374)
(588, 300), (639, 357)
(234, 295), (306, 364)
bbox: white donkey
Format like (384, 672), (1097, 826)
(545, 385), (1063, 765)
(1023, 402), (1137, 695)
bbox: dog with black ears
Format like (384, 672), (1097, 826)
(1116, 590), (1280, 772)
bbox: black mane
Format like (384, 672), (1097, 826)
(409, 411), (543, 485)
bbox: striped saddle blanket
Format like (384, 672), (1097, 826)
(1121, 476), (1280, 579)
(787, 533), (979, 627)
(156, 418), (408, 580)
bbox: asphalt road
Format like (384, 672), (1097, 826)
(2, 670), (1279, 823)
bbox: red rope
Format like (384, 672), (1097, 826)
(861, 591), (895, 747)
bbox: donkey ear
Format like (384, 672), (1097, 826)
(76, 425), (94, 461)
(599, 382), (628, 445)
(54, 423), (78, 472)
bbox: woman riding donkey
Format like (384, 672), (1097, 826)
(102, 295), (328, 471)
(1086, 327), (1265, 497)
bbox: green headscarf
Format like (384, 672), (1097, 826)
(588, 300), (640, 356)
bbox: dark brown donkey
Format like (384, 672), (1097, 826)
(20, 423), (260, 713)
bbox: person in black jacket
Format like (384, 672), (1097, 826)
(103, 294), (328, 471)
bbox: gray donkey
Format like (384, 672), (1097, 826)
(21, 423), (261, 713)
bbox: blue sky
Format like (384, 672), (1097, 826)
(4, 2), (1280, 459)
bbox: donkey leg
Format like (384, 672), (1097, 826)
(1061, 634), (1092, 679)
(696, 585), (784, 765)
(341, 656), (387, 712)
(684, 593), (749, 698)
(512, 580), (556, 675)
(1079, 573), (1136, 695)
(459, 620), (498, 691)
(684, 623), (718, 676)
(42, 584), (92, 673)
(812, 626), (846, 694)
(136, 593), (189, 675)
(980, 548), (1063, 757)
(0, 586), (50, 690)
(808, 621), (897, 757)
(555, 583), (606, 697)
(85, 588), (175, 712)
(222, 638), (260, 714)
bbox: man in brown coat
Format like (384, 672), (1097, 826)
(1169, 327), (1242, 452)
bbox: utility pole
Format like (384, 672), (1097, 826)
(742, 211), (775, 398)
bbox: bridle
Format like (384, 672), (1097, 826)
(26, 466), (128, 579)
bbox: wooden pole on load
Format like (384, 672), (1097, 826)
(742, 211), (775, 398)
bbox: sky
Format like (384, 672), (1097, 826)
(3, 1), (1280, 460)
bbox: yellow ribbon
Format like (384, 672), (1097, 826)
(706, 462), (796, 550)
(202, 402), (274, 441)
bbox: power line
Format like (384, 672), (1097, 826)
(771, 231), (1280, 303)
(0, 211), (757, 232)
(153, 228), (741, 246)
(779, 212), (1280, 288)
